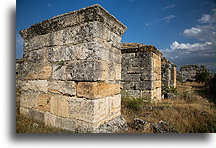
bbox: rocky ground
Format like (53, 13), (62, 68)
(16, 82), (216, 133)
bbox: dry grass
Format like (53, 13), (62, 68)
(121, 82), (216, 133)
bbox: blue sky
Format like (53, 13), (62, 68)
(16, 0), (216, 71)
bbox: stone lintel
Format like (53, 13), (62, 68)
(121, 43), (162, 57)
(19, 4), (127, 40)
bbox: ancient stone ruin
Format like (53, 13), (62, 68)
(161, 57), (176, 88)
(17, 4), (176, 132)
(121, 43), (162, 101)
(18, 4), (127, 133)
(178, 65), (207, 82)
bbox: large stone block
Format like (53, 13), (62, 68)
(20, 91), (39, 109)
(66, 60), (107, 81)
(122, 74), (141, 82)
(37, 94), (51, 112)
(48, 80), (76, 96)
(68, 97), (107, 123)
(48, 45), (75, 62)
(135, 81), (153, 90)
(77, 82), (120, 99)
(106, 94), (121, 116)
(51, 64), (67, 80)
(28, 109), (45, 122)
(25, 65), (52, 80)
(21, 80), (48, 93)
(50, 95), (69, 118)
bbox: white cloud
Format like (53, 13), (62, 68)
(198, 14), (211, 23)
(170, 41), (212, 51)
(161, 11), (216, 72)
(164, 4), (175, 10)
(183, 27), (202, 37)
(162, 15), (176, 23)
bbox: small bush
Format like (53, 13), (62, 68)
(196, 69), (211, 84)
(162, 86), (177, 95)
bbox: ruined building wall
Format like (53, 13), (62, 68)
(18, 4), (127, 133)
(121, 43), (162, 102)
(179, 65), (207, 82)
(161, 57), (176, 88)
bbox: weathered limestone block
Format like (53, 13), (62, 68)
(135, 81), (153, 90)
(19, 107), (29, 116)
(77, 82), (120, 99)
(68, 94), (121, 127)
(48, 80), (76, 96)
(66, 60), (110, 81)
(37, 94), (51, 112)
(21, 80), (48, 93)
(51, 64), (67, 80)
(28, 109), (45, 122)
(68, 97), (107, 123)
(20, 91), (39, 109)
(125, 90), (141, 98)
(25, 65), (52, 80)
(48, 45), (75, 62)
(50, 95), (69, 118)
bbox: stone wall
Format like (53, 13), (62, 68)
(179, 65), (207, 82)
(121, 43), (162, 102)
(161, 57), (176, 88)
(18, 4), (127, 133)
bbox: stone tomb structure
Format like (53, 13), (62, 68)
(121, 43), (162, 102)
(161, 57), (176, 88)
(179, 65), (207, 82)
(18, 4), (127, 133)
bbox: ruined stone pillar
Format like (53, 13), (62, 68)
(161, 57), (176, 88)
(18, 4), (127, 133)
(170, 65), (176, 88)
(121, 43), (162, 102)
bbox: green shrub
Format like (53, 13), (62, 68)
(162, 86), (177, 95)
(195, 69), (211, 84)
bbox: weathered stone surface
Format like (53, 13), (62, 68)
(179, 65), (207, 82)
(21, 80), (48, 93)
(50, 95), (69, 118)
(52, 64), (67, 80)
(94, 116), (127, 133)
(161, 57), (176, 88)
(153, 121), (178, 133)
(37, 94), (51, 112)
(26, 65), (52, 80)
(48, 80), (76, 96)
(66, 61), (102, 81)
(48, 46), (75, 62)
(77, 82), (120, 99)
(18, 4), (128, 133)
(20, 91), (38, 109)
(19, 107), (29, 116)
(28, 109), (45, 122)
(68, 97), (107, 123)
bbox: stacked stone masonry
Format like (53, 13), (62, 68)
(179, 65), (207, 82)
(17, 4), (177, 132)
(18, 4), (127, 133)
(161, 57), (176, 88)
(121, 43), (162, 102)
